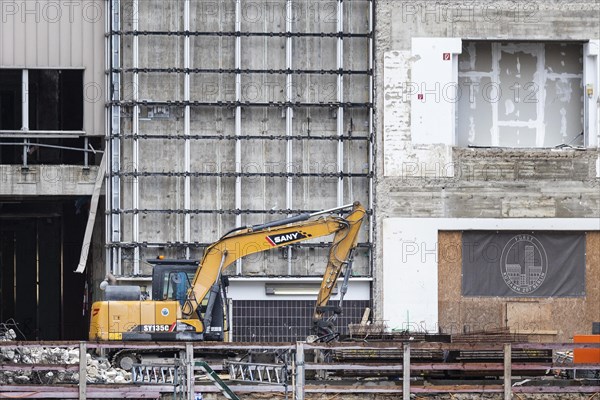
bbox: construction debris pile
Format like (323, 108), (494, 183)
(0, 332), (131, 385)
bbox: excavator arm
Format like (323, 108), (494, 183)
(181, 202), (366, 335)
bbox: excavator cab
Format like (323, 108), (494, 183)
(149, 259), (229, 341)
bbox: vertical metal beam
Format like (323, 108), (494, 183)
(336, 0), (344, 206)
(295, 342), (305, 400)
(235, 0), (242, 274)
(78, 342), (87, 400)
(110, 0), (122, 275)
(132, 0), (140, 275)
(83, 137), (89, 167)
(183, 0), (191, 259)
(104, 0), (112, 276)
(22, 69), (29, 168)
(286, 0), (294, 274)
(504, 343), (512, 400)
(403, 343), (410, 399)
(368, 0), (374, 248)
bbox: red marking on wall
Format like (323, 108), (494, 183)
(443, 53), (451, 61)
(417, 94), (424, 100)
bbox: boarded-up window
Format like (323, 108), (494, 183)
(458, 42), (583, 148)
(462, 231), (585, 297)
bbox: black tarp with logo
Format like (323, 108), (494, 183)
(462, 232), (585, 297)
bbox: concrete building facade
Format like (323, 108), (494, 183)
(376, 1), (600, 341)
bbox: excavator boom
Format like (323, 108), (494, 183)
(181, 202), (366, 325)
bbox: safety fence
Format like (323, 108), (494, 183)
(0, 340), (598, 399)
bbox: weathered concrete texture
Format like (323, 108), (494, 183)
(373, 0), (600, 321)
(115, 0), (373, 278)
(378, 148), (600, 219)
(377, 148), (600, 219)
(0, 165), (100, 196)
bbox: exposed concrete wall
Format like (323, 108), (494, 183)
(374, 1), (600, 323)
(112, 0), (373, 279)
(0, 165), (99, 196)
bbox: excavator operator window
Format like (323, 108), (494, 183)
(163, 272), (192, 307)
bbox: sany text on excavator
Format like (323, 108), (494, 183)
(89, 201), (366, 342)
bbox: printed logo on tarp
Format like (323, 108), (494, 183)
(500, 234), (548, 294)
(266, 231), (310, 246)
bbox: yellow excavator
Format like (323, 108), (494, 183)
(89, 202), (366, 343)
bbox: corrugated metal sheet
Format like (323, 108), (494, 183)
(0, 0), (105, 135)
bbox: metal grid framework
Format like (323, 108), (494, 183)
(106, 0), (375, 277)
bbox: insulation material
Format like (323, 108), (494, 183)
(458, 42), (584, 148)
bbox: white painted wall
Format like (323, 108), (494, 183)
(227, 277), (371, 301)
(584, 40), (600, 150)
(382, 218), (600, 332)
(411, 38), (462, 145)
(383, 49), (454, 178)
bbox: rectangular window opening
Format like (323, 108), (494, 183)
(28, 70), (84, 131)
(0, 69), (91, 165)
(0, 69), (23, 131)
(457, 41), (584, 148)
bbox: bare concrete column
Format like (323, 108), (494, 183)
(504, 343), (512, 400)
(295, 342), (305, 400)
(78, 342), (87, 400)
(186, 343), (194, 400)
(403, 342), (410, 399)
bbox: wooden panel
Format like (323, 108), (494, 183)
(506, 301), (555, 334)
(439, 231), (600, 342)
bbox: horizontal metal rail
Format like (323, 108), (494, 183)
(111, 30), (372, 38)
(0, 130), (86, 135)
(0, 142), (104, 154)
(105, 241), (372, 249)
(111, 100), (372, 108)
(1, 341), (597, 351)
(105, 207), (372, 215)
(305, 362), (600, 371)
(111, 172), (371, 178)
(113, 68), (372, 75)
(1, 384), (599, 396)
(111, 134), (371, 141)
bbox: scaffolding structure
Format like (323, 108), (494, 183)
(106, 0), (375, 277)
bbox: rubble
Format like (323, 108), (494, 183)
(0, 345), (132, 385)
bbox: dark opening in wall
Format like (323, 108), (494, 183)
(0, 199), (89, 340)
(0, 70), (23, 131)
(1, 69), (94, 165)
(28, 70), (84, 131)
